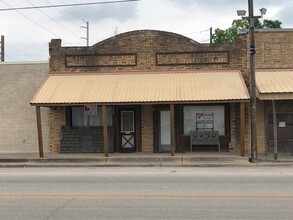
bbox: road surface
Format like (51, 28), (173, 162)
(0, 166), (292, 219)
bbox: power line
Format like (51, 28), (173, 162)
(46, 0), (83, 29)
(6, 44), (43, 61)
(59, 0), (86, 22)
(24, 0), (82, 39)
(46, 0), (96, 45)
(0, 0), (140, 11)
(201, 39), (211, 42)
(0, 0), (72, 44)
(4, 54), (18, 61)
(184, 28), (210, 35)
(7, 42), (48, 45)
(59, 0), (96, 43)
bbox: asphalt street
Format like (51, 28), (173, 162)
(0, 167), (292, 220)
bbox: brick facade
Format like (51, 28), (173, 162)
(49, 107), (66, 152)
(49, 30), (235, 73)
(47, 30), (249, 153)
(0, 62), (50, 152)
(254, 30), (293, 69)
(256, 100), (266, 154)
(32, 29), (293, 154)
(141, 105), (154, 152)
(230, 103), (239, 152)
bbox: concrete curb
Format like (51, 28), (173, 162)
(0, 154), (291, 168)
(0, 163), (252, 168)
(0, 157), (248, 163)
(0, 161), (292, 168)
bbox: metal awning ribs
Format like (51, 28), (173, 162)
(30, 70), (250, 106)
(256, 69), (293, 100)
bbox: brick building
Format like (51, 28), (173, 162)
(28, 29), (293, 156)
(0, 62), (50, 152)
(30, 30), (248, 156)
(253, 29), (293, 154)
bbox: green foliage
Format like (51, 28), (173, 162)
(212, 18), (282, 43)
(262, 19), (282, 28)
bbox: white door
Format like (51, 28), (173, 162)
(159, 110), (171, 152)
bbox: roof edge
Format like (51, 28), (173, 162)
(30, 99), (250, 107)
(47, 69), (242, 76)
(0, 61), (49, 65)
(92, 29), (200, 47)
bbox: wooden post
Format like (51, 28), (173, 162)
(36, 106), (44, 158)
(102, 105), (109, 157)
(272, 100), (278, 160)
(240, 102), (245, 157)
(170, 104), (175, 156)
(0, 35), (4, 62)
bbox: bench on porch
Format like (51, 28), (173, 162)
(190, 131), (220, 152)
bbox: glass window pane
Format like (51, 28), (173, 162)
(121, 111), (134, 132)
(72, 107), (84, 126)
(160, 110), (170, 145)
(72, 106), (113, 127)
(96, 107), (113, 126)
(184, 106), (225, 135)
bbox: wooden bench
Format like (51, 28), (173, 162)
(190, 131), (220, 152)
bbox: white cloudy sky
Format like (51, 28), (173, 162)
(0, 0), (292, 62)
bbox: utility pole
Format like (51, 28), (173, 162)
(237, 0), (266, 163)
(248, 0), (258, 163)
(81, 20), (89, 47)
(0, 35), (4, 62)
(210, 27), (213, 44)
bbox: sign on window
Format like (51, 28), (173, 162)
(84, 105), (97, 116)
(196, 113), (214, 131)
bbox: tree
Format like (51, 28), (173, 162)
(262, 19), (282, 29)
(212, 19), (282, 43)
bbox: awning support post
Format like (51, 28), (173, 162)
(102, 105), (109, 157)
(170, 104), (175, 156)
(36, 106), (44, 158)
(240, 102), (245, 157)
(272, 100), (278, 160)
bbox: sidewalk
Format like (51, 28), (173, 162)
(0, 151), (292, 167)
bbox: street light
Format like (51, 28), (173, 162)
(259, 8), (267, 17)
(237, 10), (246, 17)
(237, 0), (267, 163)
(237, 7), (266, 18)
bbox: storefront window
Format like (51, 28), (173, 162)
(72, 106), (113, 126)
(183, 106), (225, 135)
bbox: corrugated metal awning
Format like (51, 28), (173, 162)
(256, 70), (293, 100)
(30, 70), (250, 106)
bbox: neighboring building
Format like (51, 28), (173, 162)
(0, 62), (50, 152)
(253, 29), (293, 154)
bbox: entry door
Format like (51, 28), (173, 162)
(159, 109), (171, 152)
(120, 110), (136, 152)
